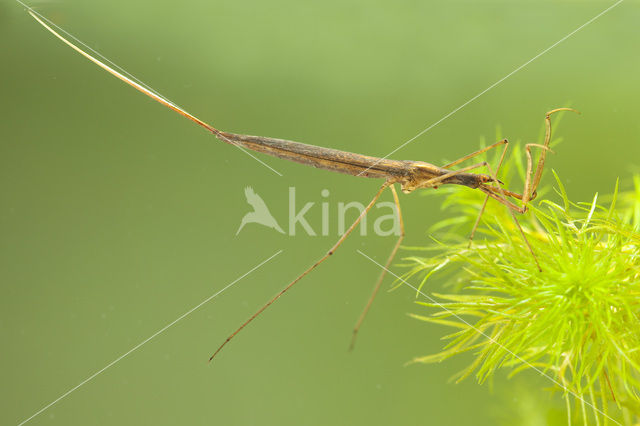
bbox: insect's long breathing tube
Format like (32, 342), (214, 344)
(28, 10), (222, 137)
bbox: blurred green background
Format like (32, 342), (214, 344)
(2, 1), (639, 425)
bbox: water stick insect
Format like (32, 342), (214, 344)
(26, 9), (576, 361)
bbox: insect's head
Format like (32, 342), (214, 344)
(450, 172), (503, 190)
(478, 174), (503, 186)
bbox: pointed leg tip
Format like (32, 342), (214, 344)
(349, 331), (359, 352)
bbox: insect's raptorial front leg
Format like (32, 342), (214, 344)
(475, 108), (580, 216)
(494, 108), (577, 212)
(436, 138), (515, 244)
(529, 108), (578, 199)
(482, 158), (543, 271)
(471, 109), (577, 271)
(349, 184), (404, 351)
(427, 138), (543, 270)
(209, 181), (392, 362)
(434, 138), (513, 244)
(520, 143), (554, 208)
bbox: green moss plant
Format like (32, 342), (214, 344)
(401, 129), (640, 425)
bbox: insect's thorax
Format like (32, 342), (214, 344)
(399, 161), (485, 194)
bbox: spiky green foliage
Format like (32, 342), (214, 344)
(616, 174), (640, 231)
(401, 129), (640, 424)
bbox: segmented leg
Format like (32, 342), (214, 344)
(530, 108), (579, 198)
(469, 140), (510, 245)
(482, 158), (543, 271)
(349, 184), (404, 351)
(442, 139), (508, 169)
(429, 137), (540, 269)
(419, 161), (497, 189)
(348, 136), (540, 349)
(210, 181), (391, 361)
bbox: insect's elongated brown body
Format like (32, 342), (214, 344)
(218, 131), (492, 192)
(27, 8), (578, 362)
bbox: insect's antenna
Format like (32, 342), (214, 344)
(27, 10), (221, 136)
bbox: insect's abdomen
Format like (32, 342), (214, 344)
(218, 132), (411, 180)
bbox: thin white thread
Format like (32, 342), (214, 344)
(17, 250), (283, 426)
(357, 249), (622, 425)
(356, 0), (624, 177)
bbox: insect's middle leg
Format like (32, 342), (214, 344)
(349, 184), (404, 351)
(432, 142), (543, 271)
(442, 139), (508, 169)
(424, 138), (510, 190)
(434, 138), (515, 243)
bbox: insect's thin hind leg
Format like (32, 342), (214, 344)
(209, 181), (391, 362)
(349, 184), (404, 351)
